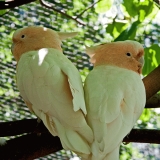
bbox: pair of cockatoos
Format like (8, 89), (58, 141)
(11, 26), (146, 160)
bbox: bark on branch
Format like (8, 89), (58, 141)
(39, 0), (85, 26)
(0, 133), (62, 160)
(0, 0), (36, 9)
(0, 119), (47, 137)
(0, 0), (100, 26)
(145, 93), (160, 108)
(123, 129), (160, 144)
(142, 65), (160, 100)
(0, 128), (160, 160)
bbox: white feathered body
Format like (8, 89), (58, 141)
(84, 65), (146, 160)
(16, 48), (93, 158)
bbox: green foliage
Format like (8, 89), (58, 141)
(114, 20), (141, 41)
(120, 143), (144, 160)
(122, 0), (156, 20)
(0, 0), (8, 16)
(0, 10), (7, 16)
(95, 0), (113, 13)
(143, 44), (160, 75)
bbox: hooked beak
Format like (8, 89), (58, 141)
(137, 56), (144, 74)
(139, 56), (144, 67)
(137, 63), (142, 74)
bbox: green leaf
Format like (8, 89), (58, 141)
(138, 0), (154, 22)
(139, 9), (146, 22)
(107, 21), (128, 38)
(143, 44), (160, 75)
(140, 109), (151, 122)
(122, 0), (137, 17)
(114, 20), (140, 41)
(73, 0), (85, 9)
(95, 0), (113, 13)
(144, 1), (159, 20)
(0, 10), (7, 16)
(0, 0), (7, 16)
(122, 0), (156, 21)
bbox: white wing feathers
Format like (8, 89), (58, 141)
(57, 52), (87, 114)
(84, 65), (146, 159)
(17, 48), (86, 114)
(16, 48), (93, 156)
(17, 49), (86, 114)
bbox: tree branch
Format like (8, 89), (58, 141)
(154, 0), (160, 5)
(0, 0), (160, 25)
(39, 0), (86, 26)
(0, 0), (36, 9)
(142, 65), (160, 100)
(145, 93), (160, 108)
(0, 129), (160, 159)
(75, 0), (102, 19)
(123, 129), (160, 144)
(0, 119), (47, 137)
(0, 133), (62, 160)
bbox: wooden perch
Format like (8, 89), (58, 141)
(0, 128), (160, 159)
(145, 93), (160, 108)
(123, 129), (160, 144)
(0, 119), (47, 137)
(0, 133), (62, 160)
(1, 90), (160, 137)
(142, 65), (160, 100)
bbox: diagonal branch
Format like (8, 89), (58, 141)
(39, 0), (86, 26)
(75, 0), (102, 19)
(142, 65), (160, 100)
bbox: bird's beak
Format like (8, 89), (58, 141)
(137, 56), (144, 74)
(139, 56), (144, 67)
(137, 63), (142, 74)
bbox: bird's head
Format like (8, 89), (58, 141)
(86, 40), (144, 74)
(11, 26), (78, 61)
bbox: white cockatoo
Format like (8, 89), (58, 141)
(84, 40), (146, 160)
(11, 26), (93, 159)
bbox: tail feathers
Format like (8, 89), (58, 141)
(35, 109), (58, 136)
(53, 117), (91, 157)
(91, 141), (106, 160)
(103, 145), (120, 160)
(36, 111), (92, 159)
(91, 142), (120, 160)
(92, 141), (102, 157)
(78, 124), (93, 144)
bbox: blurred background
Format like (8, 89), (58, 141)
(0, 0), (160, 159)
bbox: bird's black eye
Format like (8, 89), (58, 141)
(21, 35), (25, 38)
(126, 52), (131, 56)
